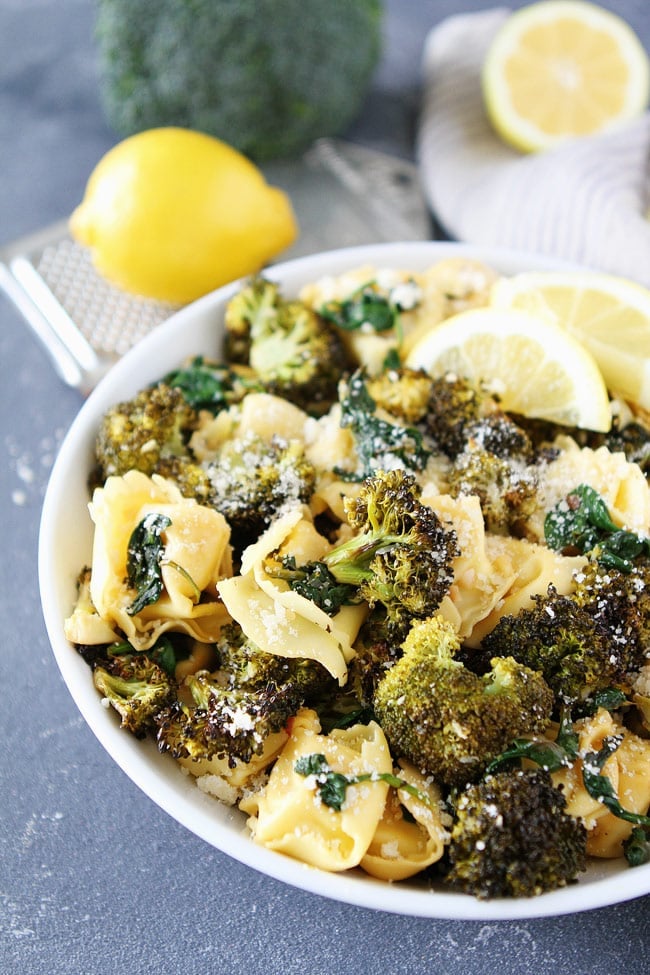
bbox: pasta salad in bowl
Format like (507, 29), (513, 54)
(39, 241), (650, 920)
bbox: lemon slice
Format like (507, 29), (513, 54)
(482, 1), (650, 153)
(404, 306), (611, 432)
(491, 270), (650, 408)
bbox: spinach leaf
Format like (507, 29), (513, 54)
(126, 512), (172, 615)
(544, 483), (650, 572)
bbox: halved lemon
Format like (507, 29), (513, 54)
(482, 0), (650, 153)
(404, 306), (611, 431)
(491, 270), (650, 408)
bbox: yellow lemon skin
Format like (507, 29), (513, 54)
(69, 127), (298, 304)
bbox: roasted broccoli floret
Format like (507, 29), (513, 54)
(214, 621), (335, 700)
(205, 432), (316, 547)
(443, 768), (587, 898)
(424, 373), (491, 458)
(447, 441), (539, 536)
(156, 670), (300, 767)
(337, 370), (431, 479)
(224, 276), (350, 415)
(95, 382), (211, 498)
(482, 576), (647, 706)
(93, 653), (177, 738)
(373, 615), (554, 787)
(269, 469), (458, 627)
(162, 356), (261, 414)
(364, 366), (434, 425)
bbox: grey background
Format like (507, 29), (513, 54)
(2, 1), (649, 973)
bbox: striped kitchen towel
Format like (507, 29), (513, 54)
(416, 7), (650, 286)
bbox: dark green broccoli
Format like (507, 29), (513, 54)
(93, 653), (177, 738)
(162, 356), (261, 414)
(214, 620), (335, 701)
(423, 373), (491, 458)
(268, 469), (458, 627)
(447, 441), (539, 536)
(603, 420), (650, 472)
(156, 670), (301, 767)
(205, 432), (316, 548)
(336, 370), (432, 479)
(95, 382), (211, 499)
(482, 570), (649, 705)
(224, 276), (350, 414)
(443, 768), (587, 898)
(373, 615), (554, 787)
(96, 0), (383, 161)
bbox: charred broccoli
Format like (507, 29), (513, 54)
(94, 382), (211, 500)
(482, 564), (650, 706)
(424, 373), (492, 458)
(214, 621), (335, 700)
(364, 366), (434, 425)
(373, 615), (554, 787)
(269, 469), (458, 627)
(224, 276), (350, 415)
(93, 653), (177, 738)
(444, 768), (587, 898)
(205, 432), (316, 548)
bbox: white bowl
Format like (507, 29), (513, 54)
(39, 241), (650, 920)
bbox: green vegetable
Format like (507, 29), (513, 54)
(95, 0), (383, 161)
(320, 286), (399, 334)
(126, 513), (172, 615)
(444, 768), (587, 899)
(544, 483), (650, 571)
(293, 752), (433, 811)
(372, 615), (554, 788)
(337, 371), (431, 479)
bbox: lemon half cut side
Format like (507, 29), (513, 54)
(482, 0), (650, 153)
(404, 306), (611, 432)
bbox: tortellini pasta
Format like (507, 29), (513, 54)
(218, 509), (366, 684)
(82, 470), (232, 650)
(240, 709), (392, 871)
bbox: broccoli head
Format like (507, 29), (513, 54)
(224, 276), (350, 415)
(444, 768), (587, 898)
(205, 432), (316, 548)
(214, 621), (335, 700)
(271, 470), (458, 627)
(424, 373), (491, 458)
(482, 581), (642, 706)
(447, 442), (539, 536)
(96, 0), (383, 161)
(93, 653), (177, 738)
(373, 615), (554, 787)
(156, 670), (301, 767)
(95, 382), (201, 482)
(364, 366), (434, 425)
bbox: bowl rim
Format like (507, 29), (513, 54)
(39, 239), (650, 920)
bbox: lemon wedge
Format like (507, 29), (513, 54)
(482, 0), (650, 153)
(491, 270), (650, 408)
(404, 306), (611, 432)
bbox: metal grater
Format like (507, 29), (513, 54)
(0, 139), (431, 393)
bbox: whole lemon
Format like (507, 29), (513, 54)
(69, 127), (298, 304)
